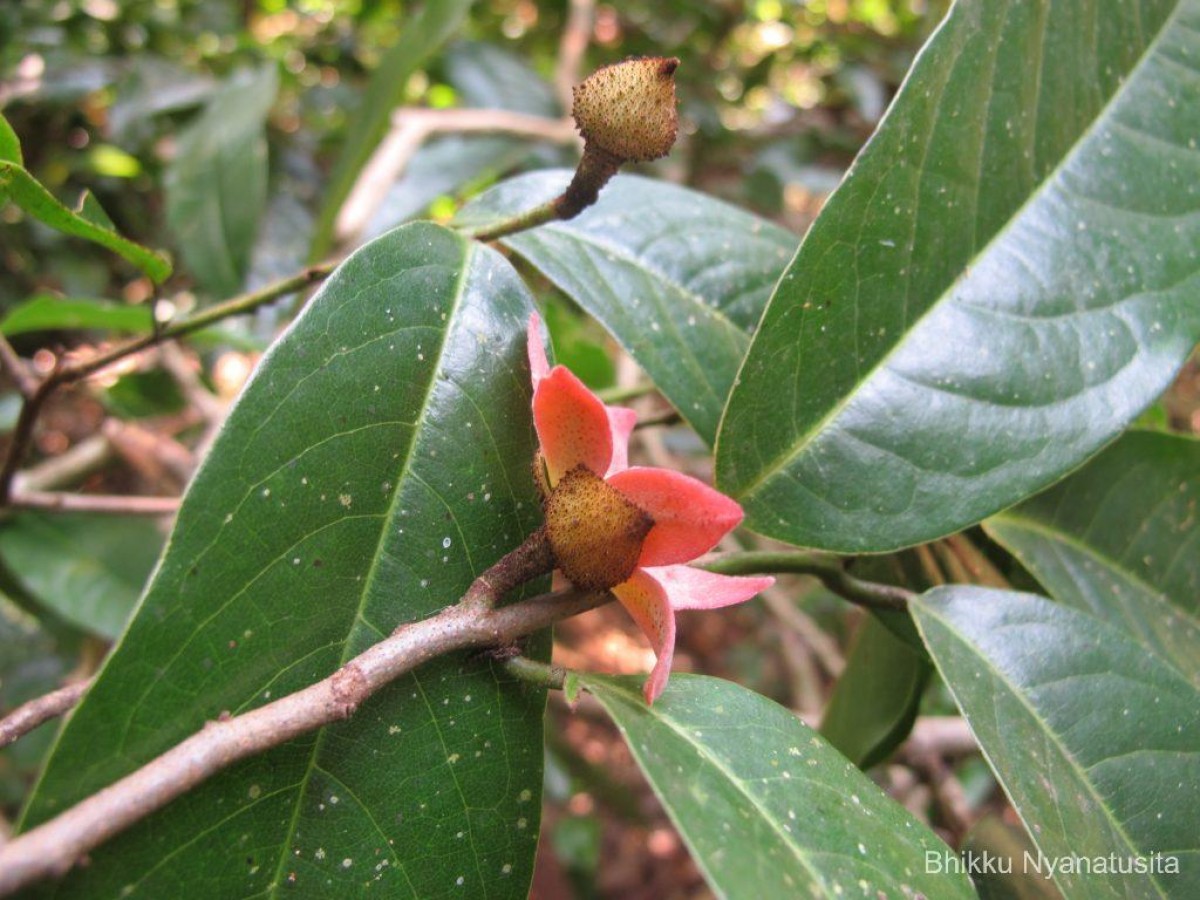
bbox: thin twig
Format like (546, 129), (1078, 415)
(337, 108), (579, 243)
(0, 333), (36, 399)
(7, 491), (179, 516)
(703, 551), (914, 612)
(12, 434), (112, 494)
(0, 678), (93, 750)
(0, 263), (335, 507)
(0, 585), (610, 895)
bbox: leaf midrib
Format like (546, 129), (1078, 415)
(592, 680), (880, 896)
(265, 231), (476, 898)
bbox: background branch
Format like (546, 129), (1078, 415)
(7, 491), (180, 516)
(555, 0), (595, 109)
(0, 263), (335, 507)
(336, 107), (580, 243)
(0, 678), (93, 750)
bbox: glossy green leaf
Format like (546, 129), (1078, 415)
(820, 615), (930, 769)
(20, 223), (548, 897)
(913, 586), (1200, 898)
(582, 673), (974, 899)
(1, 294), (152, 336)
(719, 0), (1200, 551)
(459, 171), (796, 445)
(0, 113), (22, 165)
(0, 163), (171, 282)
(986, 430), (1200, 684)
(165, 65), (279, 298)
(0, 513), (163, 640)
(311, 0), (475, 257)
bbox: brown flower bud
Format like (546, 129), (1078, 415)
(544, 464), (654, 591)
(556, 57), (680, 220)
(571, 57), (679, 163)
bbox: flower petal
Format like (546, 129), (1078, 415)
(612, 569), (676, 704)
(641, 564), (773, 610)
(605, 405), (637, 476)
(607, 467), (744, 566)
(534, 366), (613, 484)
(527, 312), (551, 387)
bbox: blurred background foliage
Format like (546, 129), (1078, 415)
(0, 0), (947, 308)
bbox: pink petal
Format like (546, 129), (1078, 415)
(605, 406), (637, 477)
(607, 468), (744, 566)
(534, 366), (613, 485)
(612, 569), (676, 704)
(527, 313), (551, 387)
(641, 564), (774, 610)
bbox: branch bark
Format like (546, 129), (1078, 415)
(6, 491), (180, 516)
(0, 585), (610, 896)
(0, 679), (93, 750)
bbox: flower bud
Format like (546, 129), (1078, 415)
(572, 56), (679, 163)
(544, 464), (653, 591)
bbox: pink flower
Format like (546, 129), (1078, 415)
(528, 314), (773, 703)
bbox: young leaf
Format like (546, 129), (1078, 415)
(0, 112), (23, 165)
(819, 615), (931, 769)
(459, 171), (796, 445)
(0, 163), (171, 282)
(718, 0), (1200, 551)
(582, 673), (975, 899)
(165, 65), (279, 298)
(0, 514), (163, 641)
(1, 295), (153, 336)
(19, 223), (548, 897)
(986, 430), (1200, 684)
(913, 586), (1200, 898)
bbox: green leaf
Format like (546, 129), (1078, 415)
(0, 513), (163, 640)
(1, 294), (153, 336)
(986, 430), (1200, 684)
(718, 0), (1200, 552)
(20, 223), (548, 897)
(459, 171), (797, 445)
(0, 113), (22, 165)
(913, 586), (1200, 898)
(310, 0), (475, 258)
(165, 65), (279, 298)
(582, 673), (974, 899)
(0, 163), (171, 282)
(819, 615), (930, 769)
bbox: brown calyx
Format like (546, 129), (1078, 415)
(544, 464), (654, 591)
